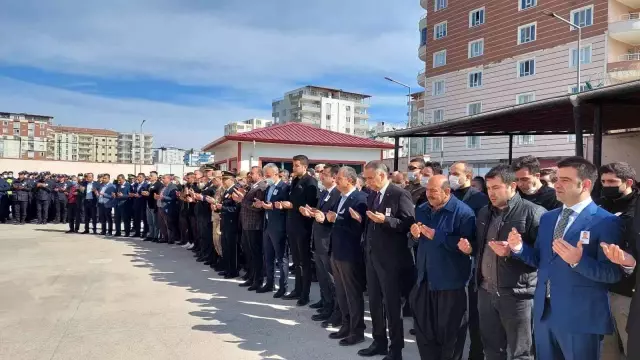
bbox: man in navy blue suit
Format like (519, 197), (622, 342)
(113, 174), (132, 237)
(79, 172), (100, 234)
(508, 156), (623, 360)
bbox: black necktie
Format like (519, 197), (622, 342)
(371, 191), (381, 209)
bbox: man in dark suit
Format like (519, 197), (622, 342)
(280, 155), (319, 306)
(193, 167), (219, 266)
(358, 160), (415, 360)
(320, 166), (368, 347)
(131, 173), (148, 238)
(510, 157), (623, 360)
(301, 164), (342, 322)
(79, 173), (100, 234)
(155, 174), (178, 244)
(53, 175), (69, 224)
(11, 171), (30, 225)
(256, 163), (290, 298)
(142, 171), (162, 242)
(34, 174), (52, 225)
(97, 174), (116, 236)
(234, 166), (268, 289)
(113, 174), (132, 237)
(216, 171), (242, 278)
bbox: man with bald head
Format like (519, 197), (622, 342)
(409, 175), (476, 360)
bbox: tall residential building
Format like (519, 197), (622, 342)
(184, 151), (214, 166)
(153, 147), (185, 165)
(117, 132), (153, 164)
(0, 112), (53, 160)
(370, 122), (409, 159)
(416, 0), (640, 169)
(272, 86), (371, 137)
(408, 91), (427, 156)
(224, 118), (273, 135)
(51, 126), (119, 163)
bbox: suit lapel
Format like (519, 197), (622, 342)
(564, 202), (596, 247)
(548, 209), (562, 260)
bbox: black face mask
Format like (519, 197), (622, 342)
(601, 186), (623, 200)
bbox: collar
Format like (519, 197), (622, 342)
(341, 187), (356, 198)
(379, 181), (390, 197)
(326, 185), (336, 193)
(563, 197), (593, 215)
(430, 195), (456, 213)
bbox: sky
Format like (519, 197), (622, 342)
(0, 0), (423, 149)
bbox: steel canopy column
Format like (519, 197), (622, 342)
(593, 104), (603, 169)
(571, 96), (584, 157)
(393, 136), (400, 171)
(508, 135), (514, 165)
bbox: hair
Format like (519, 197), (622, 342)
(186, 172), (194, 177)
(485, 164), (517, 184)
(307, 168), (316, 177)
(117, 174), (125, 179)
(453, 161), (474, 176)
(425, 161), (443, 174)
(473, 176), (487, 193)
(263, 163), (279, 174)
(540, 168), (558, 183)
(85, 172), (93, 177)
(149, 171), (158, 176)
(279, 169), (290, 177)
(103, 174), (111, 179)
(293, 154), (309, 166)
(600, 162), (637, 183)
(251, 166), (264, 176)
(364, 160), (389, 175)
(557, 156), (598, 185)
(512, 155), (541, 175)
(137, 172), (145, 177)
(325, 164), (340, 177)
(409, 158), (426, 168)
(339, 166), (358, 185)
(314, 164), (325, 170)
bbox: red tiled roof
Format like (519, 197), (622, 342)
(202, 122), (394, 151)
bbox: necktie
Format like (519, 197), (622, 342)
(371, 191), (380, 209)
(547, 208), (574, 298)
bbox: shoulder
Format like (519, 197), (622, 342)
(541, 208), (561, 221)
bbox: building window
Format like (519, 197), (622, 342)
(571, 5), (594, 29)
(346, 106), (351, 112)
(13, 129), (19, 135)
(466, 136), (481, 149)
(515, 135), (535, 145)
(432, 80), (446, 96)
(434, 22), (447, 40)
(467, 102), (482, 115)
(468, 71), (483, 88)
(568, 134), (576, 143)
(432, 138), (443, 151)
(420, 28), (427, 46)
(468, 39), (484, 58)
(432, 109), (444, 123)
(326, 115), (331, 120)
(570, 45), (592, 67)
(516, 92), (536, 104)
(519, 0), (537, 11)
(434, 0), (447, 11)
(518, 59), (536, 77)
(433, 50), (447, 68)
(569, 84), (589, 93)
(517, 23), (536, 44)
(469, 8), (485, 27)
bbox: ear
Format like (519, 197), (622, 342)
(626, 179), (634, 188)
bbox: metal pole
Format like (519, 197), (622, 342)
(577, 27), (582, 93)
(593, 104), (602, 169)
(573, 103), (584, 158)
(407, 86), (411, 159)
(508, 135), (514, 164)
(393, 136), (400, 171)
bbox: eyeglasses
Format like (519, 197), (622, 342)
(408, 166), (423, 171)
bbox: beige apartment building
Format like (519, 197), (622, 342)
(52, 126), (119, 163)
(224, 118), (273, 135)
(417, 0), (640, 171)
(0, 112), (54, 160)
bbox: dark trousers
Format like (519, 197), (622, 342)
(158, 210), (169, 241)
(0, 194), (8, 222)
(468, 269), (484, 360)
(242, 229), (264, 286)
(36, 199), (50, 223)
(146, 207), (159, 239)
(67, 203), (78, 231)
(83, 200), (97, 232)
(332, 257), (365, 336)
(13, 200), (27, 223)
(114, 206), (131, 235)
(197, 215), (214, 260)
(288, 224), (312, 298)
(366, 254), (405, 350)
(54, 199), (67, 223)
(189, 215), (198, 245)
(132, 204), (143, 236)
(629, 326), (639, 360)
(99, 205), (113, 234)
(264, 228), (288, 289)
(179, 212), (190, 244)
(221, 222), (238, 274)
(315, 252), (336, 311)
(478, 287), (534, 360)
(410, 282), (468, 360)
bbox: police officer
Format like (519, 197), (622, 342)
(0, 171), (11, 223)
(53, 175), (69, 224)
(34, 173), (52, 224)
(217, 171), (242, 279)
(194, 166), (219, 268)
(4, 171), (15, 222)
(26, 172), (37, 223)
(11, 171), (30, 224)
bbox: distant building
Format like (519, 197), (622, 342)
(153, 147), (185, 165)
(0, 112), (54, 160)
(51, 126), (119, 163)
(272, 86), (371, 137)
(369, 122), (408, 160)
(224, 118), (273, 135)
(117, 132), (153, 165)
(184, 151), (214, 166)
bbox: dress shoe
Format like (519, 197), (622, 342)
(357, 342), (388, 357)
(402, 302), (412, 317)
(311, 312), (331, 321)
(382, 349), (402, 360)
(282, 291), (300, 300)
(339, 335), (365, 346)
(65, 230), (74, 234)
(196, 257), (207, 263)
(239, 280), (252, 287)
(328, 327), (350, 340)
(321, 318), (342, 329)
(224, 273), (239, 279)
(132, 233), (141, 238)
(204, 261), (213, 266)
(248, 284), (260, 291)
(309, 300), (324, 309)
(99, 232), (106, 236)
(114, 233), (122, 237)
(256, 285), (274, 294)
(157, 239), (167, 243)
(217, 271), (227, 277)
(296, 298), (310, 306)
(81, 230), (89, 234)
(273, 288), (286, 298)
(241, 274), (250, 281)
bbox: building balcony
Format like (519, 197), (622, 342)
(420, 0), (429, 10)
(616, 0), (640, 8)
(609, 13), (640, 45)
(419, 44), (427, 61)
(608, 54), (640, 81)
(354, 112), (369, 120)
(417, 68), (426, 87)
(301, 93), (322, 102)
(419, 13), (427, 29)
(300, 103), (321, 112)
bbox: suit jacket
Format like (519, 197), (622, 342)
(455, 186), (489, 216)
(287, 174), (319, 232)
(313, 187), (342, 255)
(98, 182), (117, 208)
(114, 182), (132, 209)
(626, 202), (640, 337)
(264, 181), (290, 234)
(220, 185), (241, 231)
(240, 180), (268, 231)
(146, 180), (162, 210)
(159, 183), (178, 214)
(330, 189), (368, 262)
(80, 181), (101, 203)
(515, 201), (623, 334)
(364, 183), (415, 264)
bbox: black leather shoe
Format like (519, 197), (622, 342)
(409, 328), (416, 336)
(309, 300), (324, 309)
(143, 237), (153, 241)
(402, 302), (412, 317)
(357, 342), (388, 357)
(204, 261), (213, 266)
(273, 288), (286, 298)
(239, 280), (252, 287)
(339, 335), (365, 346)
(224, 273), (239, 279)
(382, 349), (402, 360)
(256, 285), (274, 294)
(81, 230), (89, 234)
(296, 298), (310, 306)
(196, 257), (207, 263)
(321, 317), (342, 329)
(282, 291), (300, 300)
(157, 239), (167, 243)
(114, 233), (122, 237)
(248, 284), (260, 291)
(329, 327), (350, 340)
(311, 312), (331, 321)
(217, 271), (227, 277)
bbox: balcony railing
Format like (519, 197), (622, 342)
(619, 13), (640, 21)
(619, 53), (640, 61)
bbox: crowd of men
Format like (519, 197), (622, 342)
(0, 153), (638, 360)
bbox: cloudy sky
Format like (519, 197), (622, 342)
(0, 0), (423, 148)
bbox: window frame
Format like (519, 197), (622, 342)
(434, 0), (447, 12)
(468, 38), (485, 58)
(433, 50), (447, 68)
(569, 44), (593, 67)
(515, 135), (535, 146)
(517, 58), (536, 78)
(469, 7), (485, 28)
(516, 92), (536, 104)
(518, 0), (537, 11)
(432, 79), (446, 96)
(517, 22), (537, 45)
(466, 136), (482, 149)
(434, 21), (448, 40)
(467, 102), (483, 116)
(468, 71), (483, 88)
(432, 108), (445, 124)
(570, 5), (594, 31)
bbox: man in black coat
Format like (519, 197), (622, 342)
(34, 174), (52, 224)
(79, 173), (100, 234)
(216, 171), (242, 278)
(358, 161), (415, 360)
(53, 175), (69, 224)
(512, 155), (562, 211)
(11, 171), (30, 224)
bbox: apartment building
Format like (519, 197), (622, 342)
(272, 86), (371, 137)
(0, 112), (53, 160)
(224, 118), (273, 135)
(153, 147), (185, 165)
(370, 122), (409, 159)
(184, 151), (214, 166)
(51, 126), (119, 163)
(417, 0), (640, 169)
(117, 132), (153, 165)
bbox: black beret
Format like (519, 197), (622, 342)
(221, 170), (236, 177)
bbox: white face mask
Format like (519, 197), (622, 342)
(449, 175), (462, 190)
(407, 172), (417, 182)
(420, 176), (430, 187)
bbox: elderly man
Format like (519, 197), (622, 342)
(410, 175), (476, 360)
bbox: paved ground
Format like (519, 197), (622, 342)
(0, 223), (423, 360)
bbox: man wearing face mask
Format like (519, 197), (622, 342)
(0, 171), (10, 223)
(597, 162), (638, 360)
(512, 156), (562, 211)
(405, 158), (428, 207)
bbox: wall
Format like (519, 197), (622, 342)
(585, 132), (640, 171)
